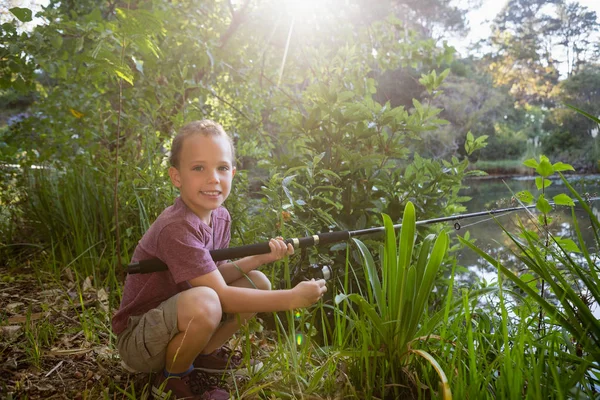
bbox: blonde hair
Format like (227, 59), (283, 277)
(169, 120), (235, 168)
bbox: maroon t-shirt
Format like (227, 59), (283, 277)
(112, 197), (231, 335)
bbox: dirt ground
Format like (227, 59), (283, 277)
(0, 266), (152, 399)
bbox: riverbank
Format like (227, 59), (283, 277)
(472, 158), (599, 177)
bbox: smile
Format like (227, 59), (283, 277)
(201, 191), (221, 196)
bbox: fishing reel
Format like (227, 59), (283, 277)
(286, 263), (332, 288)
(279, 248), (333, 289)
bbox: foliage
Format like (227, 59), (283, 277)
(542, 66), (600, 170)
(334, 203), (451, 399)
(553, 1), (600, 77)
(8, 1), (600, 399)
(486, 0), (561, 107)
(459, 156), (600, 395)
(431, 271), (599, 399)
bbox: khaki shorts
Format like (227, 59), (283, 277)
(117, 295), (180, 373)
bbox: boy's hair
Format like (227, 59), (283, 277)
(169, 120), (236, 168)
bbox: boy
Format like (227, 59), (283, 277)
(112, 120), (327, 400)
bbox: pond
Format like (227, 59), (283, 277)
(455, 174), (600, 317)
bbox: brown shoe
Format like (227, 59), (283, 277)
(193, 346), (263, 377)
(152, 369), (231, 400)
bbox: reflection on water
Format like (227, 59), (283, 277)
(455, 174), (600, 318)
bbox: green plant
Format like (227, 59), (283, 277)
(335, 201), (451, 399)
(22, 310), (57, 369)
(459, 156), (600, 394)
(431, 268), (595, 399)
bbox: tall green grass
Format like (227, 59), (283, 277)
(431, 270), (597, 399)
(6, 145), (600, 398)
(454, 156), (600, 398)
(333, 202), (451, 399)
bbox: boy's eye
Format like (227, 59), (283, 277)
(193, 166), (204, 171)
(219, 166), (230, 171)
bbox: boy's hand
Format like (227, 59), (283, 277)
(260, 236), (294, 264)
(290, 279), (327, 308)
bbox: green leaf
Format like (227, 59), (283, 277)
(515, 190), (534, 204)
(553, 162), (575, 172)
(10, 7), (33, 22)
(115, 69), (134, 85)
(523, 158), (538, 169)
(335, 293), (385, 337)
(415, 234), (435, 288)
(555, 237), (580, 253)
(398, 203), (416, 275)
(464, 131), (487, 155)
(536, 194), (552, 214)
(553, 193), (575, 207)
(50, 35), (63, 49)
(520, 273), (538, 290)
(565, 104), (600, 124)
(536, 158), (554, 177)
(353, 238), (383, 314)
(535, 177), (552, 190)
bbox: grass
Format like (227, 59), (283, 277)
(472, 159), (534, 175)
(2, 156), (600, 399)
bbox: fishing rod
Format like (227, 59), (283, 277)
(126, 196), (600, 275)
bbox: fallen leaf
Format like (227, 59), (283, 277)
(97, 288), (108, 302)
(97, 288), (109, 312)
(40, 289), (63, 297)
(8, 312), (47, 323)
(34, 383), (55, 392)
(64, 268), (74, 282)
(47, 348), (92, 356)
(6, 302), (24, 312)
(82, 276), (93, 292)
(1, 325), (22, 339)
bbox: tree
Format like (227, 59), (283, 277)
(485, 0), (561, 106)
(427, 57), (541, 161)
(542, 64), (600, 171)
(554, 1), (599, 77)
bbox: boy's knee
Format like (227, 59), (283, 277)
(247, 270), (271, 291)
(179, 287), (223, 329)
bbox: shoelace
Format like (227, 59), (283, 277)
(188, 370), (226, 394)
(214, 346), (243, 366)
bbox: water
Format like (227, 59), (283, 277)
(455, 174), (600, 317)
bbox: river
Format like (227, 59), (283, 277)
(455, 174), (600, 317)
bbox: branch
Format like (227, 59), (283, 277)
(219, 0), (252, 49)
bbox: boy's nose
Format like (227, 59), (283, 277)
(207, 169), (220, 183)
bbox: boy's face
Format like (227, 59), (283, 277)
(169, 134), (236, 224)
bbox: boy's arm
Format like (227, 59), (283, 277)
(188, 269), (326, 313)
(218, 237), (294, 284)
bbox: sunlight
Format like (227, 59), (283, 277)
(283, 0), (326, 20)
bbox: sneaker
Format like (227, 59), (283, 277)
(152, 369), (231, 400)
(193, 346), (263, 377)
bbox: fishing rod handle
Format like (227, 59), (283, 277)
(212, 230), (350, 260)
(127, 230), (351, 274)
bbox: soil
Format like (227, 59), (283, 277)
(0, 266), (152, 399)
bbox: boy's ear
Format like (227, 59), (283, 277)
(232, 166), (236, 178)
(168, 166), (182, 188)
